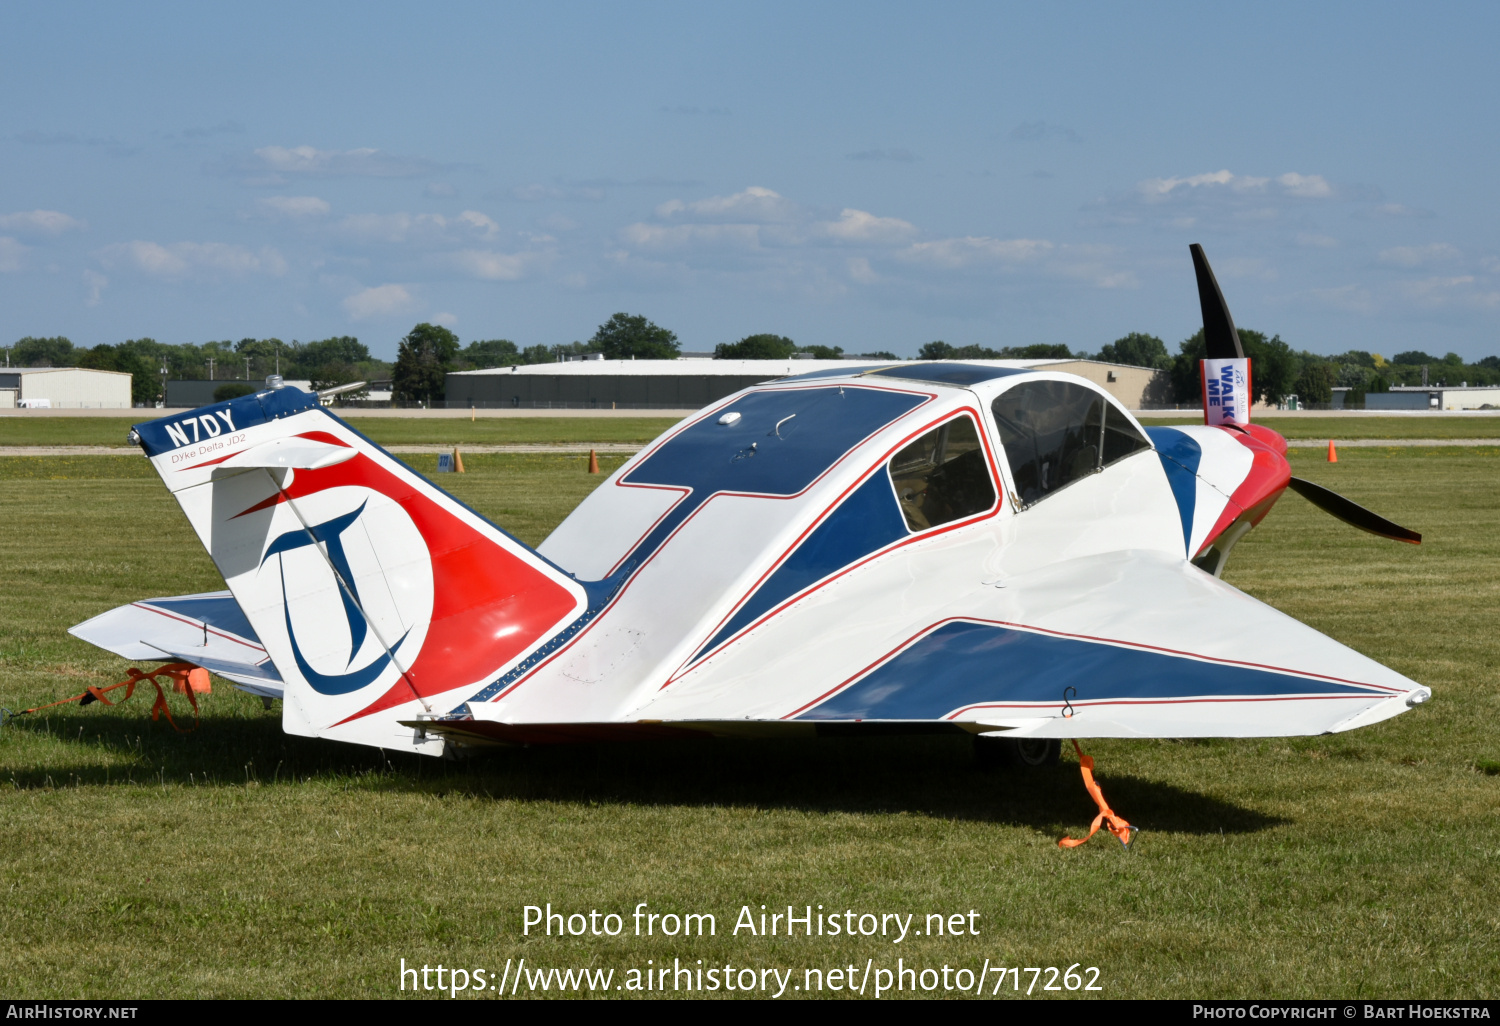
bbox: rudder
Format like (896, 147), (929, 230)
(133, 387), (589, 752)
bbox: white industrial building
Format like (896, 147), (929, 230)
(0, 367), (133, 409)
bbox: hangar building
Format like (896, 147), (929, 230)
(446, 357), (1169, 410)
(0, 367), (133, 409)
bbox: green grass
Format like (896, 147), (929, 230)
(1, 449), (1497, 999)
(0, 416), (682, 448)
(5, 413), (1500, 448)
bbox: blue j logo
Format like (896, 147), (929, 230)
(261, 500), (412, 695)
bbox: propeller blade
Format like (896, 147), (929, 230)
(1287, 476), (1421, 544)
(1190, 243), (1245, 360)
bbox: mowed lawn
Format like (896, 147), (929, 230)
(4, 412), (1500, 447)
(0, 449), (1496, 999)
(0, 416), (683, 448)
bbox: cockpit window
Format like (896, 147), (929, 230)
(990, 380), (1150, 508)
(886, 415), (997, 532)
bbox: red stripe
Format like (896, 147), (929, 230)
(131, 603), (267, 654)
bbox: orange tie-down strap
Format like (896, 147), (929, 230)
(5, 663), (211, 733)
(1058, 740), (1137, 849)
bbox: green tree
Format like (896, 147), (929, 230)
(233, 338), (287, 378)
(1098, 332), (1169, 369)
(519, 343), (555, 364)
(588, 313), (679, 360)
(1392, 350), (1438, 366)
(459, 339), (521, 368)
(392, 323), (460, 403)
(12, 336), (76, 367)
(1295, 362), (1336, 405)
(795, 344), (845, 359)
(999, 343), (1074, 359)
(1170, 329), (1299, 406)
(715, 334), (796, 359)
(299, 336), (370, 367)
(918, 341), (955, 360)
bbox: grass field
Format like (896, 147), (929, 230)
(1, 448), (1497, 999)
(0, 416), (684, 448)
(4, 413), (1500, 448)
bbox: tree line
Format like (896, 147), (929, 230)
(2, 334), (386, 406)
(10, 315), (1498, 407)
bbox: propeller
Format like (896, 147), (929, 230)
(1190, 243), (1245, 360)
(1286, 477), (1422, 545)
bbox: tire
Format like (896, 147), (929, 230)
(974, 735), (1061, 770)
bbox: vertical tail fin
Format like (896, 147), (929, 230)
(133, 388), (589, 751)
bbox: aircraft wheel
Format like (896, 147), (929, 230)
(974, 735), (1061, 770)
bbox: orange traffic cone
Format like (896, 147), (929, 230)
(453, 448), (465, 473)
(1327, 440), (1338, 463)
(588, 449), (599, 474)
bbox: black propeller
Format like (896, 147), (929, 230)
(1286, 477), (1422, 545)
(1190, 243), (1245, 360)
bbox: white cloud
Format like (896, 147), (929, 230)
(511, 183), (606, 202)
(343, 284), (416, 319)
(1137, 169), (1332, 202)
(620, 222), (766, 253)
(900, 236), (1052, 268)
(656, 186), (799, 224)
(847, 257), (878, 284)
(1379, 243), (1460, 267)
(0, 237), (26, 272)
(1217, 257), (1278, 281)
(450, 249), (531, 280)
(816, 208), (918, 244)
(1394, 276), (1500, 309)
(222, 145), (440, 180)
(424, 182), (456, 198)
(334, 209), (500, 245)
(431, 311), (458, 326)
(259, 195), (330, 218)
(99, 241), (287, 279)
(1360, 203), (1435, 219)
(1299, 284), (1377, 314)
(83, 269), (107, 306)
(1275, 172), (1334, 198)
(0, 209), (85, 235)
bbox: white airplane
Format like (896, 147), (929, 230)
(70, 247), (1427, 826)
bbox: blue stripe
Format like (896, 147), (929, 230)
(799, 620), (1382, 720)
(1145, 427), (1202, 557)
(147, 593), (259, 643)
(694, 470), (910, 660)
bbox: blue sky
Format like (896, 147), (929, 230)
(3, 1), (1498, 360)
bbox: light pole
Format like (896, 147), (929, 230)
(159, 362), (168, 407)
(207, 357), (215, 381)
(244, 356), (251, 381)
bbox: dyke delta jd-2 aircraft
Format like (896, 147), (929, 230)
(69, 246), (1429, 799)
